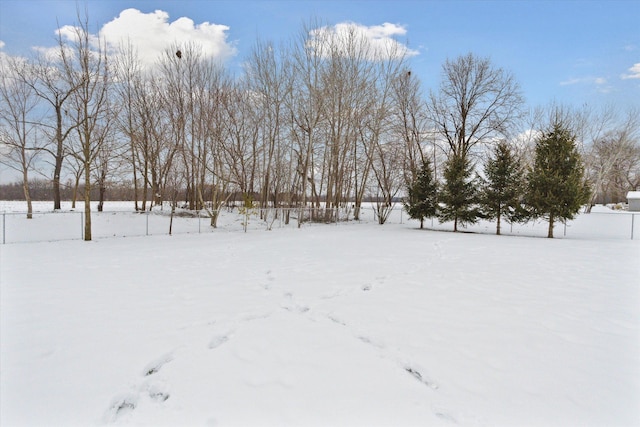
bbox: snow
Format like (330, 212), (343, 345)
(1, 202), (639, 426)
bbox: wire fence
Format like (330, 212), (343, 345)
(0, 206), (384, 244)
(0, 205), (637, 244)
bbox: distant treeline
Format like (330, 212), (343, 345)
(0, 179), (624, 206)
(0, 179), (137, 201)
(0, 179), (405, 205)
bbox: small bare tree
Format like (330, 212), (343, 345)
(0, 56), (42, 218)
(91, 111), (123, 212)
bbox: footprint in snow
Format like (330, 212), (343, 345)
(281, 292), (310, 313)
(261, 270), (275, 290)
(404, 366), (439, 390)
(327, 315), (347, 326)
(143, 352), (174, 377)
(105, 353), (175, 422)
(435, 410), (457, 424)
(147, 383), (170, 402)
(208, 333), (230, 350)
(357, 335), (385, 349)
(104, 394), (138, 422)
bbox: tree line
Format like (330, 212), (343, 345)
(1, 14), (638, 239)
(405, 119), (591, 238)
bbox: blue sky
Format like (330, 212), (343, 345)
(0, 0), (639, 110)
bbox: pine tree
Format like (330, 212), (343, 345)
(438, 154), (480, 232)
(404, 159), (438, 229)
(481, 141), (526, 235)
(526, 123), (591, 238)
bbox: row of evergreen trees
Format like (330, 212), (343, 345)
(404, 123), (591, 238)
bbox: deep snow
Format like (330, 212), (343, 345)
(1, 203), (639, 426)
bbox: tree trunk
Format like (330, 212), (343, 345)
(210, 210), (219, 228)
(496, 214), (501, 235)
(169, 190), (178, 236)
(547, 213), (554, 238)
(53, 106), (64, 210)
(52, 165), (62, 210)
(84, 157), (92, 241)
(98, 179), (106, 212)
(142, 175), (148, 211)
(131, 139), (139, 212)
(22, 169), (33, 219)
(71, 174), (81, 209)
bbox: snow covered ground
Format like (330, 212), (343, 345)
(1, 202), (639, 426)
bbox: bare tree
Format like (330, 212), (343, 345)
(221, 79), (261, 197)
(308, 23), (393, 221)
(157, 42), (224, 211)
(113, 40), (144, 211)
(0, 56), (42, 218)
(90, 105), (123, 212)
(25, 37), (84, 210)
(196, 60), (232, 227)
(357, 41), (409, 224)
(288, 19), (328, 219)
(429, 53), (524, 160)
(64, 153), (84, 209)
(64, 12), (111, 241)
(166, 162), (186, 236)
(245, 39), (293, 209)
(138, 75), (175, 209)
(390, 68), (430, 186)
(584, 107), (640, 205)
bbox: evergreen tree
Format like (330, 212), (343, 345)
(404, 159), (438, 229)
(438, 154), (480, 232)
(481, 141), (526, 235)
(526, 123), (591, 238)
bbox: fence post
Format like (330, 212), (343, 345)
(80, 211), (84, 240)
(146, 211), (149, 236)
(2, 212), (5, 244)
(632, 214), (635, 240)
(198, 210), (201, 234)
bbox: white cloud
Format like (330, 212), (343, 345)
(57, 24), (101, 48)
(515, 129), (542, 145)
(99, 9), (237, 69)
(307, 21), (419, 60)
(560, 76), (607, 86)
(559, 77), (582, 86)
(621, 63), (640, 79)
(560, 75), (613, 94)
(0, 40), (7, 66)
(0, 41), (29, 76)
